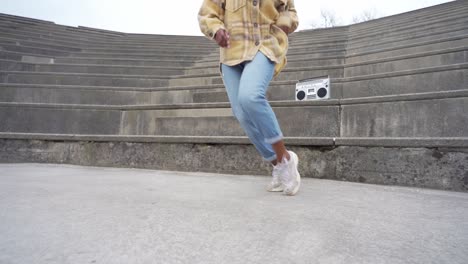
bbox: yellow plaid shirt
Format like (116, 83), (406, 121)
(198, 0), (299, 76)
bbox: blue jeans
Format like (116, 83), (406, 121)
(221, 52), (283, 162)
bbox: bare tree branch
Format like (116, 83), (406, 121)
(352, 8), (382, 23)
(309, 9), (342, 29)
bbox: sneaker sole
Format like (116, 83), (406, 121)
(268, 186), (284, 192)
(285, 151), (301, 196)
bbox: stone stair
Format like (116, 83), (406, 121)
(0, 0), (467, 191)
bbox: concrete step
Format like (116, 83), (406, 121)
(3, 62), (463, 105)
(342, 96), (468, 138)
(66, 51), (205, 61)
(122, 105), (339, 137)
(169, 66), (344, 87)
(79, 38), (214, 48)
(54, 57), (197, 67)
(188, 55), (345, 75)
(192, 63), (468, 102)
(0, 105), (122, 134)
(2, 139), (467, 192)
(81, 45), (215, 54)
(0, 43), (70, 57)
(57, 25), (123, 39)
(191, 83), (313, 103)
(292, 1), (466, 42)
(0, 37), (82, 52)
(0, 13), (54, 25)
(347, 22), (467, 50)
(203, 49), (347, 62)
(289, 35), (348, 46)
(291, 8), (468, 46)
(287, 45), (348, 55)
(75, 48), (215, 57)
(0, 25), (118, 47)
(291, 29), (349, 41)
(0, 37), (213, 58)
(3, 131), (468, 150)
(349, 0), (465, 30)
(0, 30), (103, 51)
(344, 47), (467, 77)
(0, 28), (216, 51)
(201, 45), (347, 59)
(0, 60), (186, 76)
(192, 56), (345, 68)
(166, 32), (468, 68)
(346, 34), (468, 64)
(0, 101), (340, 138)
(347, 29), (468, 57)
(287, 39), (348, 49)
(0, 14), (123, 39)
(192, 88), (227, 103)
(0, 21), (119, 44)
(348, 4), (468, 36)
(292, 15), (468, 49)
(0, 17), (133, 40)
(0, 83), (216, 105)
(82, 41), (217, 50)
(0, 50), (50, 62)
(0, 71), (170, 87)
(339, 63), (468, 98)
(0, 21), (214, 48)
(293, 2), (462, 40)
(188, 47), (466, 77)
(174, 57), (468, 88)
(1, 90), (466, 139)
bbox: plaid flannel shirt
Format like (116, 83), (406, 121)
(198, 0), (299, 77)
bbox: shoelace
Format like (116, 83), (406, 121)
(276, 159), (292, 186)
(272, 165), (281, 181)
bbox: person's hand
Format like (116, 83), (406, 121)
(278, 25), (290, 35)
(214, 29), (230, 48)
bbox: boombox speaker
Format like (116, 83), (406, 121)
(295, 76), (330, 101)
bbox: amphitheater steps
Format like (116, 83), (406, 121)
(0, 83), (214, 105)
(186, 46), (467, 76)
(0, 71), (170, 87)
(0, 20), (215, 48)
(1, 132), (466, 149)
(0, 0), (467, 191)
(343, 47), (467, 77)
(1, 90), (466, 138)
(348, 4), (468, 36)
(348, 19), (468, 49)
(0, 27), (217, 51)
(1, 62), (465, 105)
(54, 57), (199, 67)
(0, 60), (187, 76)
(0, 37), (82, 52)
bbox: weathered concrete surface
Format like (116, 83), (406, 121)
(0, 163), (467, 264)
(0, 107), (121, 134)
(120, 105), (340, 137)
(1, 139), (467, 192)
(341, 97), (468, 137)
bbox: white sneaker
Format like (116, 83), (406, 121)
(266, 164), (283, 192)
(278, 151), (301, 196)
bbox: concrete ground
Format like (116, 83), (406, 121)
(0, 163), (467, 264)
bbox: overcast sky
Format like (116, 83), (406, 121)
(0, 0), (454, 35)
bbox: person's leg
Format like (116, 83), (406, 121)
(237, 52), (290, 164)
(223, 53), (300, 195)
(221, 63), (278, 162)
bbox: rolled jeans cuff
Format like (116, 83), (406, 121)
(264, 134), (284, 145)
(263, 154), (278, 162)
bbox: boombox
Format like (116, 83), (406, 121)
(295, 76), (330, 101)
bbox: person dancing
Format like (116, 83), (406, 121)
(198, 0), (300, 195)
